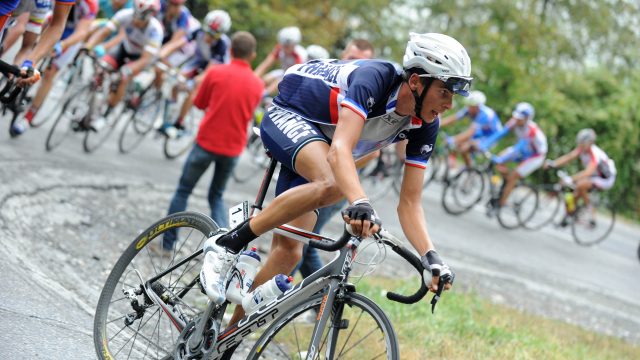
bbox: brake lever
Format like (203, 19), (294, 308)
(430, 273), (455, 314)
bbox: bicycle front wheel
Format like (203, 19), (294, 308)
(94, 211), (219, 360)
(497, 183), (538, 230)
(441, 167), (484, 215)
(246, 292), (399, 360)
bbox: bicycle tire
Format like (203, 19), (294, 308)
(571, 200), (616, 246)
(45, 84), (90, 151)
(83, 105), (122, 153)
(163, 107), (201, 159)
(30, 63), (75, 128)
(441, 167), (484, 215)
(497, 183), (538, 230)
(233, 135), (266, 184)
(245, 292), (399, 360)
(521, 185), (562, 230)
(94, 211), (219, 360)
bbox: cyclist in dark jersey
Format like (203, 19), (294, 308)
(199, 33), (472, 325)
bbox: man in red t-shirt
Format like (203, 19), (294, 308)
(162, 31), (263, 251)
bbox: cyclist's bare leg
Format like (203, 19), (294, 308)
(499, 170), (520, 207)
(176, 73), (204, 123)
(575, 178), (593, 207)
(108, 77), (128, 108)
(29, 64), (58, 112)
(249, 141), (344, 235)
(459, 141), (473, 167)
(228, 211), (317, 325)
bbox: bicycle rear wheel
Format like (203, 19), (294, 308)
(45, 84), (90, 151)
(233, 134), (268, 183)
(118, 88), (163, 154)
(245, 292), (399, 360)
(94, 211), (219, 360)
(84, 104), (122, 153)
(497, 184), (538, 230)
(441, 168), (484, 215)
(572, 195), (615, 246)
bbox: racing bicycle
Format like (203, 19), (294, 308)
(94, 138), (451, 359)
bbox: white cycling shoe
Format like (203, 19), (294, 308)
(200, 231), (237, 304)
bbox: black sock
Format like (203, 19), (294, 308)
(215, 219), (257, 253)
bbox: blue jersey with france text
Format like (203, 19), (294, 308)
(455, 104), (502, 138)
(273, 59), (439, 169)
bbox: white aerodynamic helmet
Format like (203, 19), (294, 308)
(278, 26), (301, 46)
(576, 128), (596, 145)
(204, 10), (232, 35)
(465, 90), (486, 106)
(512, 102), (535, 121)
(306, 44), (330, 60)
(403, 32), (472, 96)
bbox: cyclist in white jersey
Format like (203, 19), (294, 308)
(14, 0), (98, 136)
(479, 102), (547, 213)
(545, 128), (616, 219)
(255, 26), (307, 97)
(84, 0), (162, 128)
(200, 33), (470, 327)
(0, 0), (52, 62)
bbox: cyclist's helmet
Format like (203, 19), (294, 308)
(576, 128), (596, 145)
(512, 102), (535, 121)
(204, 10), (232, 35)
(465, 90), (486, 106)
(402, 32), (472, 121)
(306, 44), (329, 60)
(133, 0), (160, 18)
(278, 26), (301, 46)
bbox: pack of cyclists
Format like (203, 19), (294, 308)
(0, 1), (620, 310)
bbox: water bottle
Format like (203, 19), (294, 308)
(226, 247), (261, 305)
(242, 274), (293, 314)
(565, 191), (576, 214)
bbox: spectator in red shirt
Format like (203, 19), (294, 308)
(162, 31), (263, 251)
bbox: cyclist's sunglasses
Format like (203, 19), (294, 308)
(419, 74), (472, 96)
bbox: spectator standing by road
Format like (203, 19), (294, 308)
(161, 31), (264, 252)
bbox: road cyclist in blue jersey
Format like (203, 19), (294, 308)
(199, 32), (470, 329)
(478, 102), (548, 216)
(441, 90), (502, 168)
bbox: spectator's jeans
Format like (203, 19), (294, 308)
(292, 200), (346, 277)
(163, 143), (238, 250)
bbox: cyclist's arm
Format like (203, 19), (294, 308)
(24, 2), (73, 67)
(572, 153), (597, 182)
(102, 28), (125, 50)
(454, 123), (477, 144)
(124, 49), (154, 76)
(550, 148), (579, 168)
(439, 113), (457, 127)
(85, 25), (112, 49)
(158, 29), (187, 59)
(60, 18), (93, 50)
(328, 108), (369, 204)
(397, 165), (433, 256)
(254, 50), (276, 78)
(478, 124), (511, 151)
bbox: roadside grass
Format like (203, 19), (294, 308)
(355, 277), (639, 360)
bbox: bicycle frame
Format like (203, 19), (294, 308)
(138, 147), (428, 359)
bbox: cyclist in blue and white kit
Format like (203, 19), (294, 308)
(479, 102), (547, 214)
(200, 33), (469, 322)
(441, 90), (501, 167)
(159, 9), (231, 136)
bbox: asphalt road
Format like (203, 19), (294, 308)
(0, 96), (638, 359)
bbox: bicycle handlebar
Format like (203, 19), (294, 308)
(384, 243), (428, 304)
(0, 59), (27, 105)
